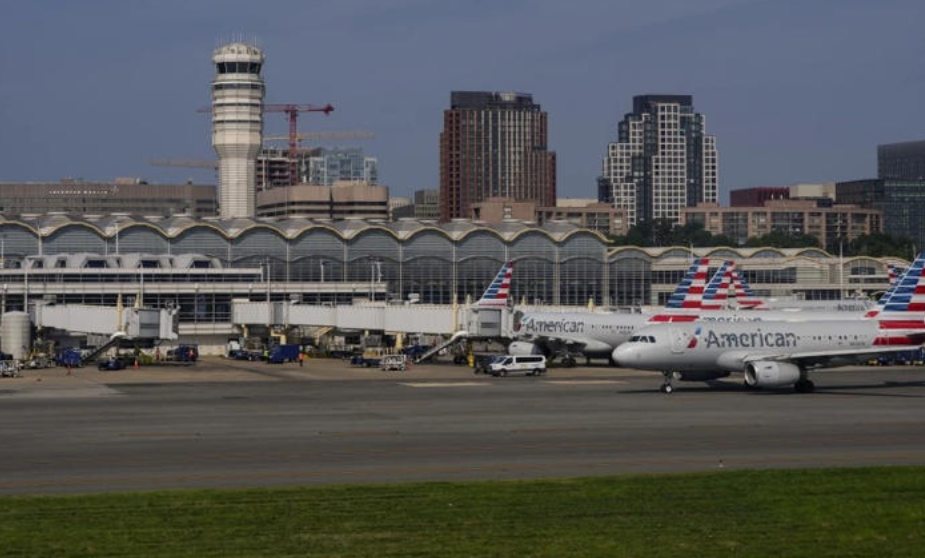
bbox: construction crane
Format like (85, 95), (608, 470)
(198, 103), (334, 185)
(263, 130), (376, 143)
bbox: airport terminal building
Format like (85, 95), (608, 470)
(0, 214), (904, 323)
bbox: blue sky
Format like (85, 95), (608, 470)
(1, 0), (923, 201)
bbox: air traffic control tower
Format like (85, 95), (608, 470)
(211, 43), (265, 218)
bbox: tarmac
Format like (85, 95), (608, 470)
(1, 356), (924, 495)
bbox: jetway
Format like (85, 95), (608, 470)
(30, 304), (178, 340)
(231, 301), (516, 338)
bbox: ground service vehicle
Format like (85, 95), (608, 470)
(98, 357), (127, 371)
(56, 348), (82, 368)
(489, 355), (546, 377)
(268, 344), (300, 364)
(380, 354), (407, 371)
(168, 345), (199, 362)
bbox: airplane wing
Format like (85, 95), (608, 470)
(739, 345), (921, 369)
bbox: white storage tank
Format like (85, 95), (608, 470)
(1, 311), (31, 360)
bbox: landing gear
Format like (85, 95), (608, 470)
(794, 379), (815, 393)
(659, 372), (674, 394)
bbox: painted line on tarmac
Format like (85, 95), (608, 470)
(400, 382), (489, 388)
(543, 380), (627, 385)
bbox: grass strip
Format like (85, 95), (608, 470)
(1, 466), (924, 557)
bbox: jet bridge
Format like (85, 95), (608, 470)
(30, 303), (178, 341)
(231, 301), (517, 337)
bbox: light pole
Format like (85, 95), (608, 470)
(320, 260), (326, 283)
(1, 234), (5, 270)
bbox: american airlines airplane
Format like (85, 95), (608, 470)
(510, 258), (718, 365)
(611, 254), (925, 393)
(509, 258), (876, 364)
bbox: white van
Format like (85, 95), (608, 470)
(489, 355), (546, 377)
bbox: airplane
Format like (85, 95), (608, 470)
(510, 258), (716, 365)
(510, 258), (878, 364)
(611, 254), (925, 393)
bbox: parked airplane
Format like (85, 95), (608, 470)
(612, 254), (925, 393)
(510, 259), (715, 364)
(510, 258), (874, 364)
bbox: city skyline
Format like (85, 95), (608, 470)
(1, 0), (923, 202)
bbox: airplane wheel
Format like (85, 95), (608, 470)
(660, 384), (673, 394)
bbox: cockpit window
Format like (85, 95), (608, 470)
(628, 335), (656, 344)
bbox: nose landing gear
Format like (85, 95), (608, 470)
(659, 371), (674, 394)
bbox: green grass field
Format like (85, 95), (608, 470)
(1, 467), (924, 557)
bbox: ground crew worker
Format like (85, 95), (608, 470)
(298, 351), (305, 367)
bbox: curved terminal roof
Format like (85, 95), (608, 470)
(0, 214), (907, 267)
(0, 214), (609, 244)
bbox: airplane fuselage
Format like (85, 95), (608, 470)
(514, 308), (870, 360)
(612, 320), (883, 373)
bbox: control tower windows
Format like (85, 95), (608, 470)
(215, 62), (262, 74)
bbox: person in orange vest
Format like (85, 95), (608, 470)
(298, 351), (305, 367)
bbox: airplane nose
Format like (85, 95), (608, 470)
(611, 344), (633, 367)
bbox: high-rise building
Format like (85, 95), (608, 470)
(257, 146), (321, 191)
(308, 148), (378, 186)
(836, 178), (925, 247)
(439, 91), (556, 221)
(211, 43), (265, 218)
(600, 94), (717, 226)
(878, 140), (925, 180)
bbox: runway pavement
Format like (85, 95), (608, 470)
(1, 358), (925, 495)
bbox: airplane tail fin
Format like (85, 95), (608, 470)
(701, 260), (734, 310)
(876, 263), (906, 309)
(477, 261), (513, 308)
(728, 263), (766, 309)
(664, 258), (710, 309)
(871, 254), (924, 315)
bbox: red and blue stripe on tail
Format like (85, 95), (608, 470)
(478, 261), (513, 308)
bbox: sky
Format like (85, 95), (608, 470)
(1, 0), (924, 202)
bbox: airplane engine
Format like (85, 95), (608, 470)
(508, 341), (545, 356)
(744, 361), (801, 387)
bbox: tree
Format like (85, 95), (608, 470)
(609, 220), (736, 248)
(744, 231), (820, 249)
(842, 233), (917, 259)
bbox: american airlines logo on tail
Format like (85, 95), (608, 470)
(728, 264), (765, 309)
(664, 258), (710, 309)
(701, 261), (734, 310)
(478, 262), (513, 308)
